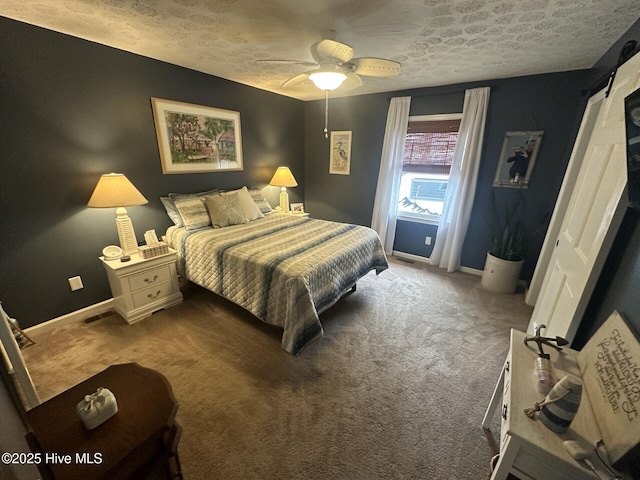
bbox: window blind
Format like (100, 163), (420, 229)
(403, 119), (461, 174)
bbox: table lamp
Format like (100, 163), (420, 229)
(88, 173), (148, 255)
(269, 166), (298, 213)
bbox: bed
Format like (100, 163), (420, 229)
(165, 212), (388, 354)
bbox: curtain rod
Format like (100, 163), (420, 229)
(386, 83), (494, 101)
(387, 89), (466, 100)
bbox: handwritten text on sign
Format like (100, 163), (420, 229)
(578, 310), (640, 465)
(595, 328), (640, 421)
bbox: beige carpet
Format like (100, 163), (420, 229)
(22, 257), (532, 479)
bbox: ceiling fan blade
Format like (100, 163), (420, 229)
(310, 39), (354, 63)
(340, 72), (363, 91)
(256, 59), (317, 66)
(346, 57), (401, 77)
(281, 72), (311, 88)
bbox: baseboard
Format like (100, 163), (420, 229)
(460, 266), (484, 277)
(391, 251), (485, 277)
(391, 251), (432, 265)
(25, 299), (114, 336)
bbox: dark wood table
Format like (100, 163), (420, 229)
(26, 363), (182, 480)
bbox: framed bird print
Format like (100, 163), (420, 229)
(330, 131), (352, 175)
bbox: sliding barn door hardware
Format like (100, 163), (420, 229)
(605, 40), (637, 98)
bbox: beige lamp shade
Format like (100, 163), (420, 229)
(269, 167), (298, 188)
(88, 173), (148, 208)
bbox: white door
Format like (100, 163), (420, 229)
(525, 90), (605, 307)
(527, 52), (640, 342)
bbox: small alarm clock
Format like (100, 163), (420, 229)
(102, 245), (123, 261)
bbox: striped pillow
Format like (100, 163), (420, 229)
(170, 194), (210, 230)
(248, 189), (273, 215)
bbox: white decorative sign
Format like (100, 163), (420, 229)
(578, 310), (640, 469)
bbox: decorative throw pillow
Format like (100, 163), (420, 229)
(205, 193), (247, 228)
(160, 197), (183, 227)
(170, 194), (210, 231)
(222, 186), (264, 221)
(248, 189), (273, 215)
(168, 188), (220, 230)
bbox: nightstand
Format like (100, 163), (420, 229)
(100, 249), (183, 324)
(483, 330), (601, 480)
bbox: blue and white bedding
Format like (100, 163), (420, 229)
(166, 213), (388, 354)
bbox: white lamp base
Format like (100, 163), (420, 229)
(279, 187), (290, 213)
(115, 206), (139, 255)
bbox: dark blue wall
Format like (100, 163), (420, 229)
(0, 17), (305, 327)
(304, 72), (590, 281)
(394, 221), (439, 258)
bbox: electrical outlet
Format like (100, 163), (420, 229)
(425, 236), (432, 245)
(68, 276), (83, 291)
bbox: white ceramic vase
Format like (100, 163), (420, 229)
(480, 252), (524, 294)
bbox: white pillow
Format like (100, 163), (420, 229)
(222, 186), (264, 221)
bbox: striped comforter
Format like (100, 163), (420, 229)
(166, 213), (388, 354)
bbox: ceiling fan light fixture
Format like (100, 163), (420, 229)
(309, 71), (347, 91)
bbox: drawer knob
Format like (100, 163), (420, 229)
(505, 361), (510, 373)
(144, 275), (159, 284)
(502, 404), (508, 420)
(147, 290), (161, 300)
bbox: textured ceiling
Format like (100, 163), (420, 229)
(1, 0), (638, 101)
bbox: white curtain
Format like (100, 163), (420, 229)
(430, 87), (490, 272)
(371, 96), (411, 253)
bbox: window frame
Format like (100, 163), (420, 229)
(397, 113), (463, 226)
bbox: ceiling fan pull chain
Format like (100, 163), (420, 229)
(324, 89), (329, 139)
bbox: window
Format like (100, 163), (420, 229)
(397, 114), (462, 223)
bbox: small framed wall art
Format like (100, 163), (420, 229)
(330, 131), (352, 175)
(151, 97), (243, 174)
(493, 130), (543, 188)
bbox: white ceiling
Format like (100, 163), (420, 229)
(2, 1), (638, 101)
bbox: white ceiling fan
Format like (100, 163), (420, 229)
(257, 32), (401, 91)
(258, 32), (401, 138)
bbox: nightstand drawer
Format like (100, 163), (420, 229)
(132, 282), (174, 309)
(500, 357), (512, 451)
(128, 266), (171, 292)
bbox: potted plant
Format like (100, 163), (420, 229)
(481, 192), (525, 293)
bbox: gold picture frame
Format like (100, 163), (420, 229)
(151, 97), (243, 174)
